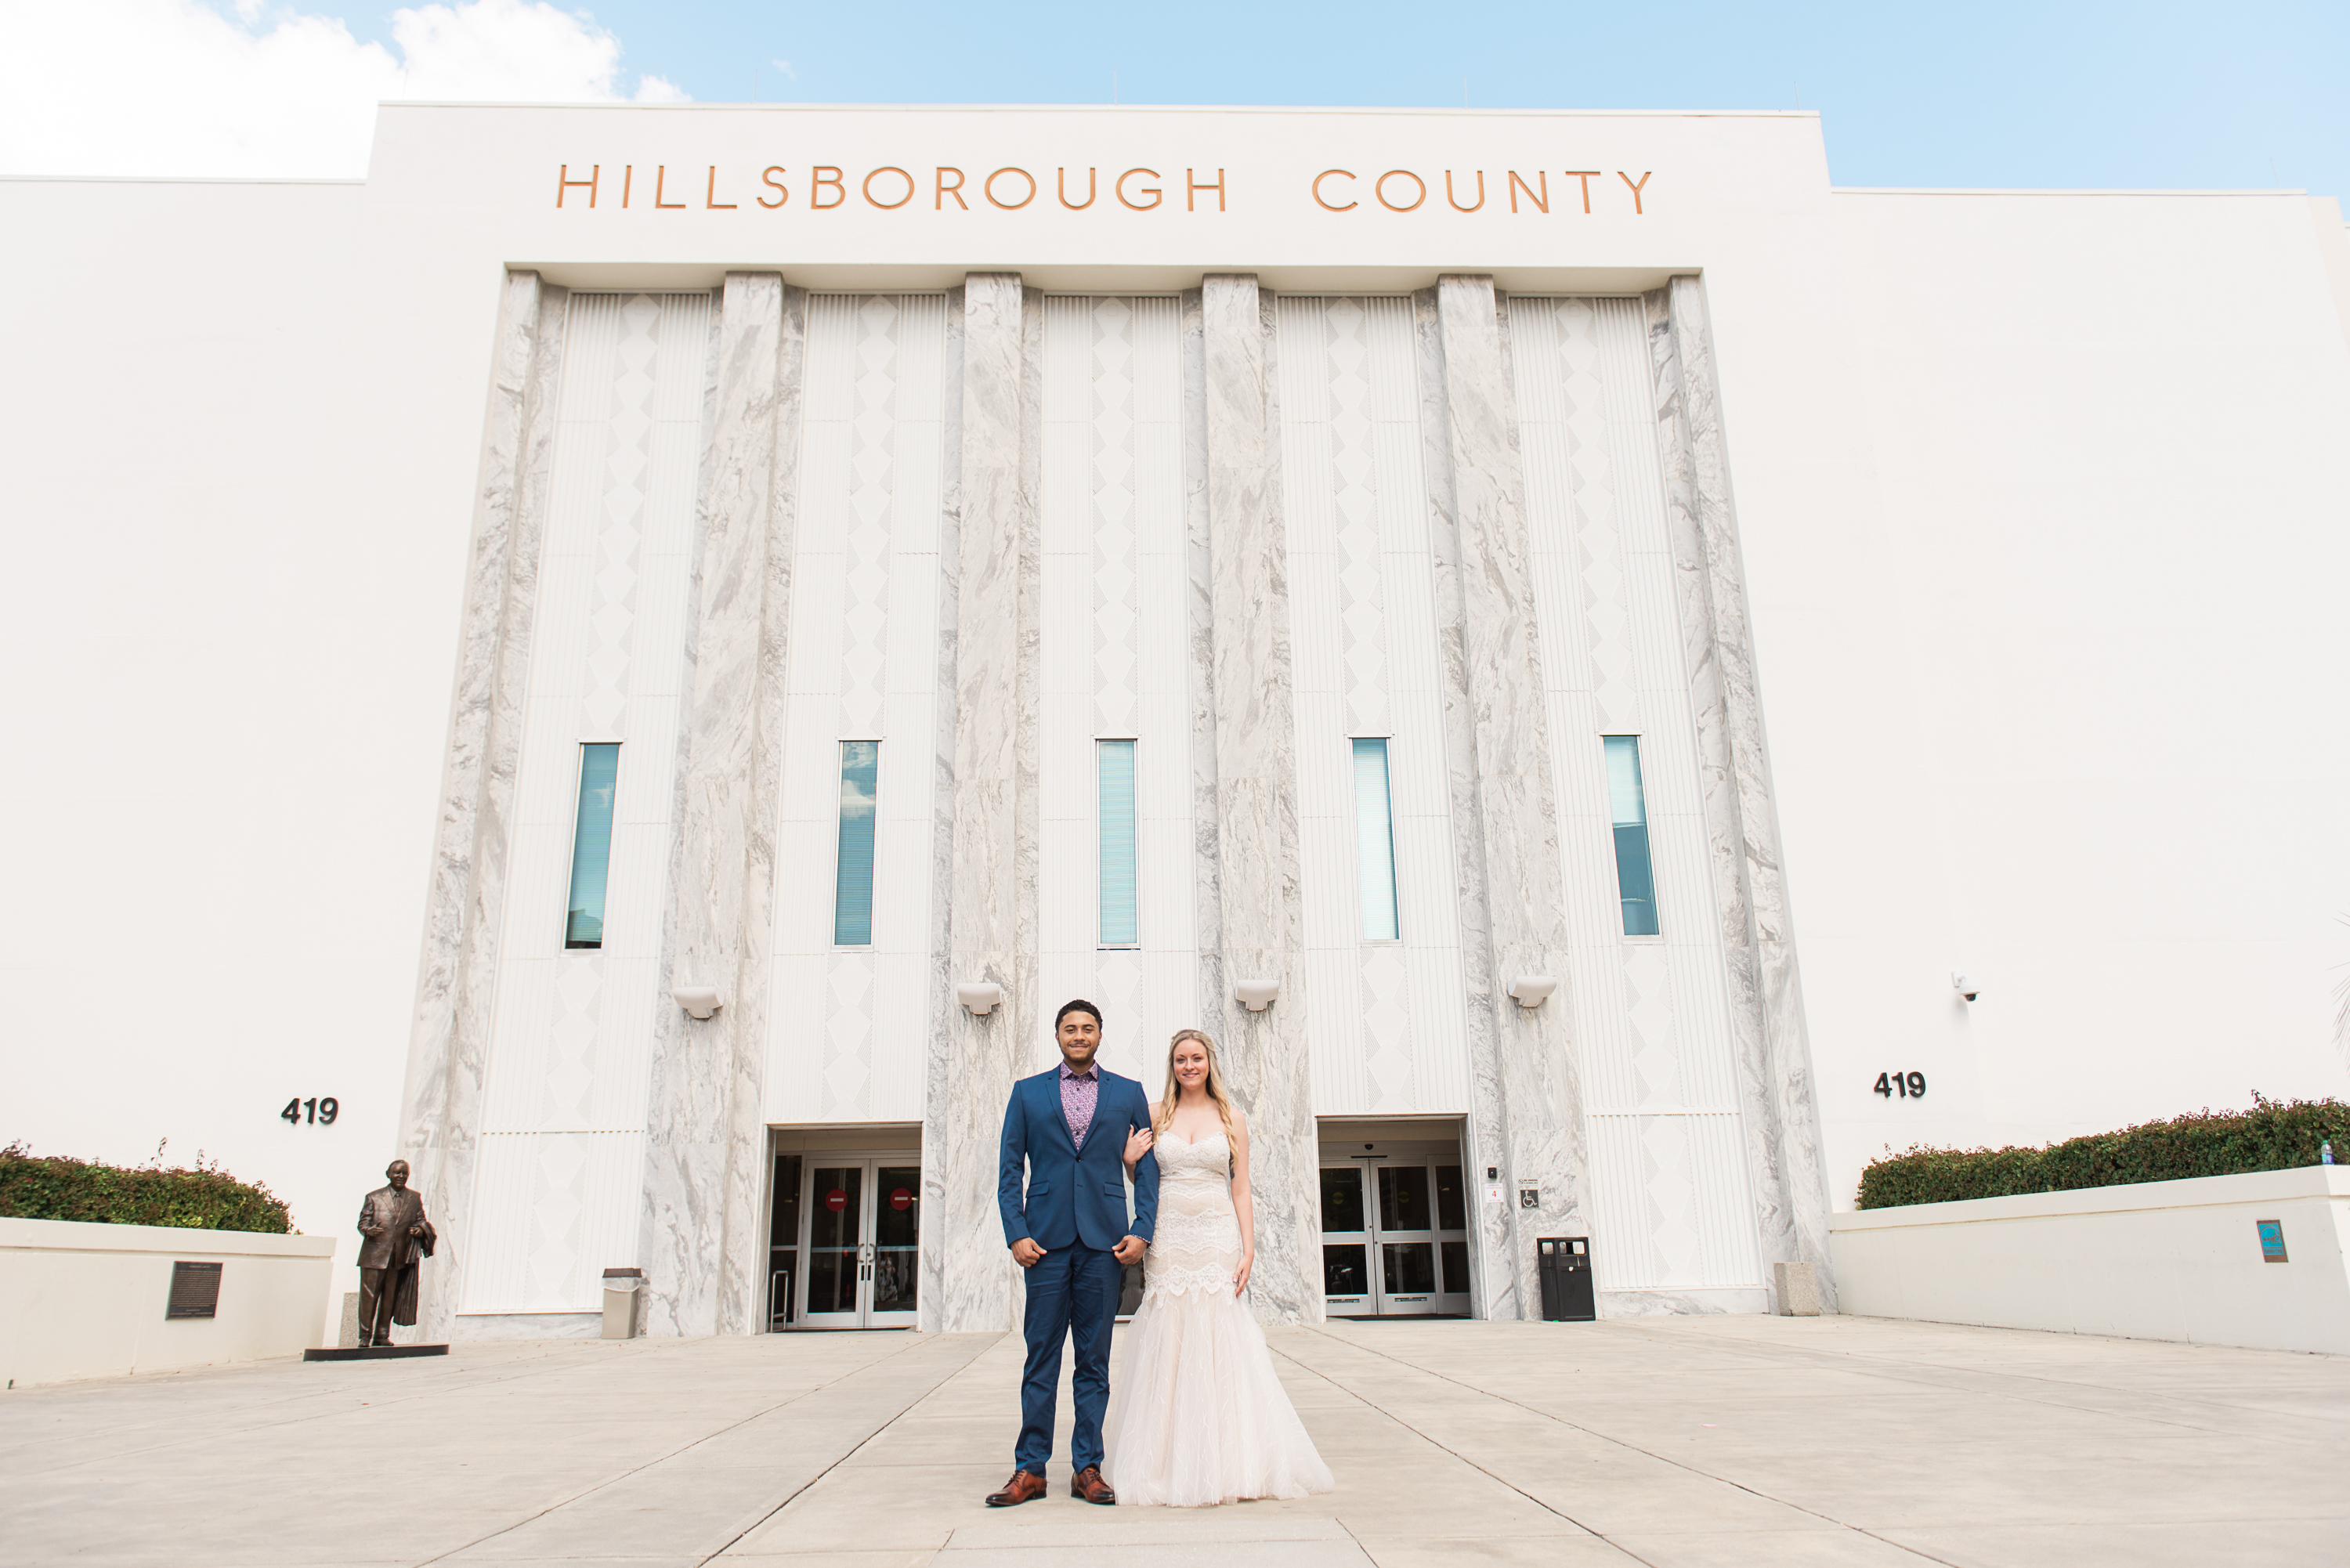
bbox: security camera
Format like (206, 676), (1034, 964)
(1950, 971), (1978, 1003)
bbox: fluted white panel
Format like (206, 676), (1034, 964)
(765, 294), (948, 1124)
(1274, 298), (1358, 1111)
(1367, 294), (1466, 1110)
(1584, 1113), (1756, 1289)
(461, 1130), (648, 1313)
(1038, 297), (1196, 1086)
(1513, 294), (1762, 1294)
(468, 291), (714, 1313)
(1127, 298), (1195, 1078)
(1274, 296), (1468, 1117)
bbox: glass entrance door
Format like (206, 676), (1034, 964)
(768, 1153), (802, 1329)
(869, 1165), (919, 1325)
(801, 1164), (865, 1328)
(1372, 1163), (1440, 1313)
(1319, 1165), (1372, 1314)
(1321, 1158), (1472, 1317)
(794, 1159), (920, 1328)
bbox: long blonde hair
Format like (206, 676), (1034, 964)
(1155, 1028), (1238, 1146)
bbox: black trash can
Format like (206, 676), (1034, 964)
(1537, 1236), (1595, 1321)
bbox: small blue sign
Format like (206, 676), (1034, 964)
(2257, 1219), (2287, 1263)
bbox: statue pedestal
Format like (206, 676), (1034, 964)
(302, 1345), (449, 1361)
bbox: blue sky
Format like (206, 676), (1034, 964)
(310, 0), (2345, 195)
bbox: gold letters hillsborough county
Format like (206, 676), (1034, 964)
(554, 164), (1654, 215)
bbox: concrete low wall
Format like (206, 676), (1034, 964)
(0, 1217), (338, 1387)
(1829, 1166), (2350, 1354)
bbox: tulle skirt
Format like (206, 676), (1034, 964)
(1100, 1282), (1336, 1508)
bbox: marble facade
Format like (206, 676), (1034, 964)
(1645, 277), (1835, 1310)
(1420, 276), (1593, 1321)
(1194, 276), (1321, 1323)
(400, 266), (1833, 1339)
(927, 275), (1040, 1334)
(639, 276), (806, 1337)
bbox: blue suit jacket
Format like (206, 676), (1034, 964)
(999, 1066), (1161, 1252)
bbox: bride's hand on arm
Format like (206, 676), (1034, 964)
(1122, 1123), (1154, 1173)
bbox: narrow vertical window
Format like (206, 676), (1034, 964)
(1352, 739), (1401, 941)
(833, 741), (879, 946)
(1097, 740), (1138, 947)
(564, 743), (620, 949)
(1604, 735), (1661, 936)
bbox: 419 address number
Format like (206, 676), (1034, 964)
(1873, 1072), (1926, 1100)
(281, 1097), (339, 1125)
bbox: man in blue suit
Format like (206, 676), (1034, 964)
(985, 999), (1160, 1507)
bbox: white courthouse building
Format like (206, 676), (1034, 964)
(5, 103), (2348, 1341)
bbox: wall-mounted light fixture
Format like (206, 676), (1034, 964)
(1235, 977), (1281, 1012)
(1951, 970), (1979, 1003)
(956, 981), (1005, 1016)
(672, 985), (722, 1021)
(1507, 975), (1560, 1009)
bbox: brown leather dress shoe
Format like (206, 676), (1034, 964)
(1070, 1465), (1116, 1505)
(985, 1469), (1047, 1507)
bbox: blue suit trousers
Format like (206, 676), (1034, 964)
(1015, 1242), (1123, 1475)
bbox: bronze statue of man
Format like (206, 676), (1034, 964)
(355, 1159), (436, 1348)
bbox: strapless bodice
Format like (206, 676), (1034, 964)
(1154, 1128), (1230, 1182)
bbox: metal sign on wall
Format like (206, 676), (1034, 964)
(166, 1260), (222, 1318)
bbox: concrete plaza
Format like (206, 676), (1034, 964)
(5, 1315), (2345, 1566)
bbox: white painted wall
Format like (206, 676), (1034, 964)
(1830, 1168), (2350, 1355)
(0, 1218), (338, 1387)
(1799, 192), (2350, 1208)
(0, 178), (473, 1335)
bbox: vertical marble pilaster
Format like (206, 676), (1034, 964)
(917, 288), (966, 1331)
(1180, 291), (1226, 1049)
(639, 273), (808, 1336)
(1195, 276), (1319, 1325)
(399, 270), (567, 1342)
(1420, 276), (1589, 1320)
(924, 273), (1043, 1334)
(1645, 276), (1835, 1308)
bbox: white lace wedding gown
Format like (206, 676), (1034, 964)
(1101, 1128), (1336, 1507)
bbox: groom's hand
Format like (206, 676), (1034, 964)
(1112, 1234), (1146, 1266)
(1010, 1238), (1044, 1267)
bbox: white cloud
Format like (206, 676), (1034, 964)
(0, 0), (685, 179)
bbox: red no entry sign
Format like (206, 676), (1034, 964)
(824, 1189), (847, 1212)
(891, 1188), (913, 1211)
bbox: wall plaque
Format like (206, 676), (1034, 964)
(2258, 1219), (2288, 1262)
(167, 1260), (222, 1318)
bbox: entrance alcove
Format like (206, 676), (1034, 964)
(1316, 1118), (1473, 1318)
(765, 1125), (922, 1331)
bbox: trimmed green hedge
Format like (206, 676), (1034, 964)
(0, 1144), (291, 1234)
(1856, 1094), (2350, 1209)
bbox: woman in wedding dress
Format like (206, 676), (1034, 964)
(1101, 1028), (1336, 1507)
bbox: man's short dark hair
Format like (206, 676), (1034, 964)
(1055, 999), (1102, 1030)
